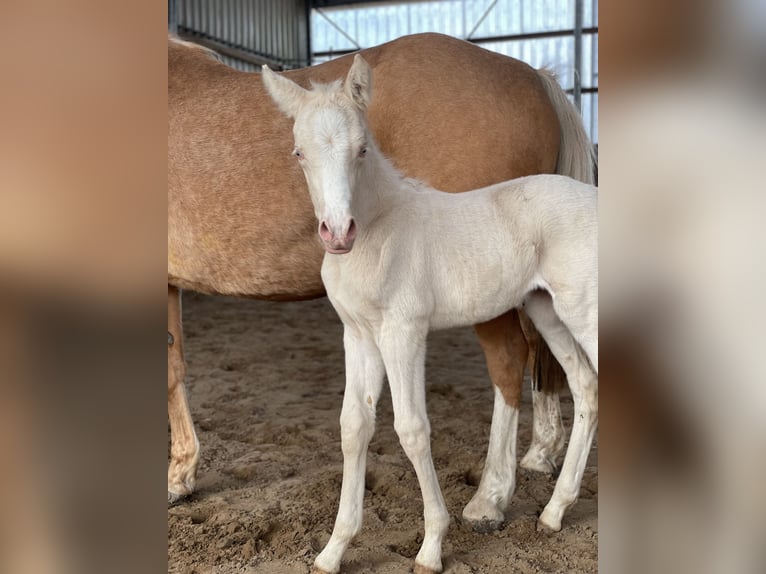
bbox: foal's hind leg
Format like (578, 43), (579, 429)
(523, 291), (597, 532)
(518, 312), (566, 474)
(167, 285), (199, 505)
(463, 310), (525, 530)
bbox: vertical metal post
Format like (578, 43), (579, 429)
(168, 0), (178, 34)
(574, 0), (583, 111)
(305, 0), (312, 67)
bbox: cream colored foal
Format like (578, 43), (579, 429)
(263, 56), (598, 574)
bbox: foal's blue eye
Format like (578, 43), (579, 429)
(293, 149), (303, 159)
(358, 146), (367, 157)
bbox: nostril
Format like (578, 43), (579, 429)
(346, 219), (357, 240)
(318, 221), (333, 242)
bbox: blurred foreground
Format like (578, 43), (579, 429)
(600, 0), (766, 572)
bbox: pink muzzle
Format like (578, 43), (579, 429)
(318, 218), (357, 254)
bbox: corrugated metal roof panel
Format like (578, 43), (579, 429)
(176, 0), (309, 68)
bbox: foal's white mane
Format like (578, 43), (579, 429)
(308, 79), (343, 93)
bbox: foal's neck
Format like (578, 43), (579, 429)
(353, 139), (412, 224)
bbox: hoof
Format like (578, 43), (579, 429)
(462, 496), (506, 533)
(414, 564), (441, 574)
(464, 516), (504, 534)
(536, 516), (562, 534)
(168, 490), (191, 507)
(537, 503), (565, 533)
(520, 450), (558, 474)
(312, 555), (338, 574)
(168, 475), (195, 507)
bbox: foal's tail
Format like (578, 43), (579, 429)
(536, 68), (596, 184)
(530, 69), (596, 395)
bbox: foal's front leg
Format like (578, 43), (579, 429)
(379, 324), (450, 574)
(314, 328), (385, 574)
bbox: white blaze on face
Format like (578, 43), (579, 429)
(293, 101), (365, 252)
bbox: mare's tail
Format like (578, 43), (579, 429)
(536, 68), (596, 184)
(531, 69), (596, 394)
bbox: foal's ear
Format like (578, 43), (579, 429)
(344, 55), (372, 110)
(261, 65), (308, 119)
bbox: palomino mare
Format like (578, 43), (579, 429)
(168, 34), (594, 524)
(262, 55), (598, 574)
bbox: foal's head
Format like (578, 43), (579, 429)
(262, 55), (373, 254)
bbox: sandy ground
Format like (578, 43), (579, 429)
(168, 292), (597, 573)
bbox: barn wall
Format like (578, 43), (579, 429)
(171, 0), (311, 71)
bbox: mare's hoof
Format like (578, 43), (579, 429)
(520, 450), (558, 474)
(168, 490), (191, 507)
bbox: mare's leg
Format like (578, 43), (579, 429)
(379, 324), (449, 574)
(519, 312), (566, 473)
(523, 291), (598, 532)
(167, 285), (199, 504)
(314, 328), (386, 574)
(463, 310), (525, 530)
